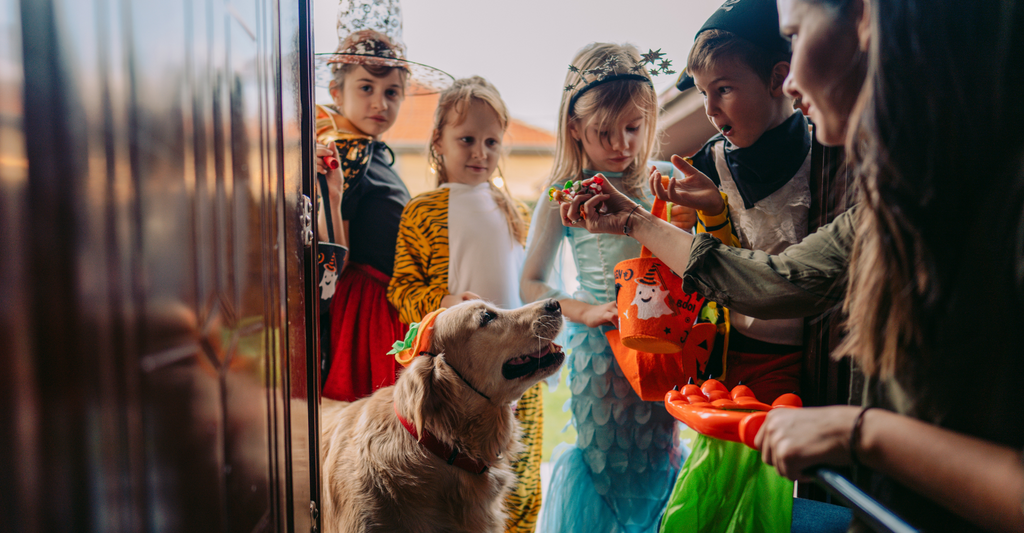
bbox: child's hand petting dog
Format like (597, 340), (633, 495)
(440, 291), (482, 309)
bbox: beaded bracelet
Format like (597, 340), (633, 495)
(850, 406), (876, 468)
(623, 204), (642, 236)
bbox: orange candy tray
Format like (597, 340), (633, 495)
(664, 379), (802, 450)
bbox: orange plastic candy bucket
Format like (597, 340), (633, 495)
(606, 322), (718, 401)
(613, 198), (704, 353)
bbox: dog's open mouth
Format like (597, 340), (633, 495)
(502, 342), (565, 380)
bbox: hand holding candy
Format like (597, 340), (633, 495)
(316, 142), (344, 203)
(548, 176), (607, 217)
(316, 142), (342, 178)
(557, 175), (642, 236)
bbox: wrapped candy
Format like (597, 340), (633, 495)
(548, 176), (607, 220)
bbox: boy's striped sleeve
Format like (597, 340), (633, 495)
(696, 191), (741, 248)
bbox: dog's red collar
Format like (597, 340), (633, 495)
(393, 402), (490, 475)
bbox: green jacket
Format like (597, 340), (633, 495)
(683, 206), (856, 319)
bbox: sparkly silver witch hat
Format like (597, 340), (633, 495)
(315, 0), (453, 95)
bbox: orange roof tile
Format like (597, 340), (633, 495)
(381, 92), (439, 144)
(506, 120), (558, 148)
(382, 91), (555, 149)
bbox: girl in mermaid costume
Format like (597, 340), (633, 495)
(521, 43), (690, 533)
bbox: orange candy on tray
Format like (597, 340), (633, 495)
(665, 379), (802, 450)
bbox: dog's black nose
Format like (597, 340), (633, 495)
(544, 299), (561, 314)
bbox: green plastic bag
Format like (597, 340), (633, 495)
(659, 434), (793, 533)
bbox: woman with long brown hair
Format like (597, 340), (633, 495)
(562, 0), (1024, 530)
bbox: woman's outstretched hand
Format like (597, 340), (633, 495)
(650, 155), (726, 215)
(560, 174), (643, 235)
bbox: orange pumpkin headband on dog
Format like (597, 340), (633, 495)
(388, 308), (446, 366)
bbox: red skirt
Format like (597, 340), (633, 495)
(322, 262), (408, 402)
(723, 349), (802, 404)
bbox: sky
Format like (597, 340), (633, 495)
(312, 0), (725, 131)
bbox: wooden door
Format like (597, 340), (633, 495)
(0, 0), (320, 531)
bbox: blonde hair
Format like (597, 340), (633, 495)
(428, 76), (528, 245)
(549, 43), (660, 196)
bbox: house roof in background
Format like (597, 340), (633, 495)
(382, 91), (556, 152)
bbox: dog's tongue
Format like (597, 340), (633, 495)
(529, 344), (551, 359)
(507, 344), (551, 365)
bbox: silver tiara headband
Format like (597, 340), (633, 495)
(566, 49), (675, 115)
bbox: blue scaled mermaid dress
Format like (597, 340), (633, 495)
(522, 168), (682, 533)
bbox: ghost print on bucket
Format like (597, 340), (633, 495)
(631, 265), (674, 320)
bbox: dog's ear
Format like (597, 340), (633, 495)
(397, 355), (437, 437)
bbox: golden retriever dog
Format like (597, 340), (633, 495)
(320, 299), (565, 533)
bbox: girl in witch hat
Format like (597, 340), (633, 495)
(315, 0), (453, 403)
